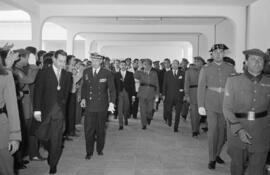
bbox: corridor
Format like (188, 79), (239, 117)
(20, 107), (230, 175)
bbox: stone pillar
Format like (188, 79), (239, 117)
(31, 15), (42, 49)
(66, 30), (76, 55)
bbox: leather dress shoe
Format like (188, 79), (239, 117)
(49, 166), (57, 174)
(119, 126), (123, 130)
(202, 127), (208, 132)
(69, 133), (79, 137)
(98, 152), (103, 156)
(64, 136), (73, 141)
(142, 126), (146, 130)
(216, 156), (225, 164)
(85, 154), (92, 160)
(23, 160), (30, 164)
(192, 132), (199, 137)
(15, 163), (27, 169)
(208, 161), (216, 170)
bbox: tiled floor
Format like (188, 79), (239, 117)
(20, 106), (230, 175)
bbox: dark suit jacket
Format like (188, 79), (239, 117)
(115, 71), (136, 100)
(34, 67), (72, 116)
(33, 67), (72, 140)
(81, 67), (116, 112)
(162, 69), (185, 101)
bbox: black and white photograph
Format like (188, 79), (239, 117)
(0, 0), (270, 174)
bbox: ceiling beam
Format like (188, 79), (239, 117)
(1, 0), (39, 16)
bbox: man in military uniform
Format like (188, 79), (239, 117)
(134, 59), (159, 129)
(223, 49), (270, 175)
(179, 58), (189, 121)
(184, 56), (205, 137)
(80, 53), (116, 159)
(198, 44), (236, 169)
(153, 61), (162, 111)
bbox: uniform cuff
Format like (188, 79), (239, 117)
(231, 124), (243, 136)
(9, 130), (22, 142)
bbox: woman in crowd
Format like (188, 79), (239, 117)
(0, 45), (22, 175)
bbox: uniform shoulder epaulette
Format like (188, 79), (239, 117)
(229, 72), (241, 77)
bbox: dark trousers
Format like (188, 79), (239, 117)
(163, 102), (167, 122)
(28, 118), (40, 158)
(228, 146), (267, 175)
(139, 98), (154, 127)
(75, 93), (83, 125)
(0, 148), (14, 175)
(131, 92), (139, 118)
(46, 105), (64, 168)
(164, 97), (183, 129)
(207, 111), (226, 161)
(155, 97), (161, 110)
(190, 103), (200, 133)
(65, 93), (76, 135)
(47, 119), (63, 168)
(118, 90), (130, 126)
(84, 111), (107, 155)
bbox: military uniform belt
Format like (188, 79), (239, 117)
(208, 87), (224, 93)
(235, 111), (267, 121)
(0, 106), (7, 115)
(189, 85), (198, 88)
(140, 83), (157, 90)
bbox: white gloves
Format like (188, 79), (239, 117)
(198, 107), (206, 116)
(108, 103), (115, 113)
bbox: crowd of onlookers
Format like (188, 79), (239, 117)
(1, 42), (270, 175)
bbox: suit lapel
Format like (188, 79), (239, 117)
(123, 72), (127, 81)
(59, 70), (65, 89)
(49, 67), (58, 85)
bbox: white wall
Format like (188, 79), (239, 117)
(73, 40), (85, 59)
(215, 19), (235, 59)
(0, 40), (32, 49)
(100, 45), (187, 61)
(248, 0), (270, 50)
(198, 34), (210, 61)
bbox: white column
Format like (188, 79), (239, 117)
(84, 38), (93, 59)
(90, 40), (98, 53)
(31, 15), (42, 49)
(232, 14), (246, 72)
(66, 30), (75, 55)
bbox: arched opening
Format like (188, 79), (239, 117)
(0, 9), (32, 48)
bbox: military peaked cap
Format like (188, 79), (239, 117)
(209, 44), (229, 52)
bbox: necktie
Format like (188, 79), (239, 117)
(57, 69), (61, 82)
(93, 69), (97, 77)
(56, 69), (61, 90)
